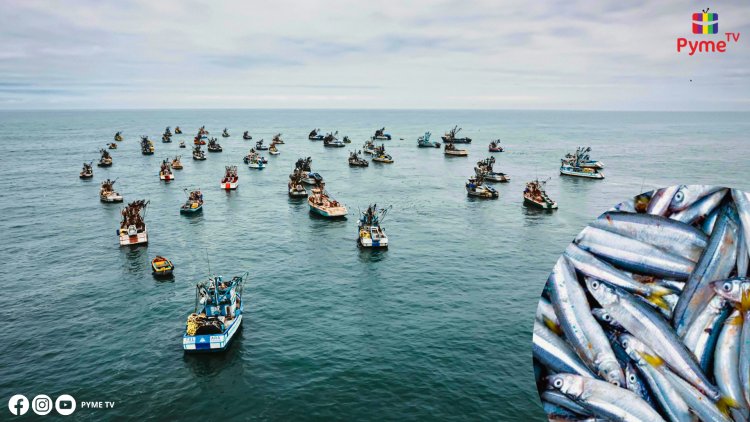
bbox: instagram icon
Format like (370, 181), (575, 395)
(32, 395), (53, 415)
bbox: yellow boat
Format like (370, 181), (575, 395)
(151, 256), (174, 277)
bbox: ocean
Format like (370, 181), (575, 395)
(1, 109), (748, 420)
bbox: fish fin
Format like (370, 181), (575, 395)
(742, 289), (750, 313)
(639, 352), (664, 367)
(727, 314), (743, 326)
(646, 293), (670, 311)
(717, 396), (740, 416)
(544, 318), (563, 336)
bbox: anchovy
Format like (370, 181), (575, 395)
(575, 227), (695, 280)
(612, 198), (637, 213)
(660, 364), (733, 422)
(625, 361), (657, 409)
(540, 390), (592, 417)
(702, 207), (721, 235)
(673, 205), (739, 336)
(714, 311), (749, 422)
(670, 190), (728, 225)
(648, 186), (680, 216)
(591, 211), (708, 262)
(712, 278), (750, 409)
(546, 373), (666, 422)
(533, 319), (596, 378)
(669, 185), (725, 213)
(619, 334), (694, 422)
(739, 225), (749, 278)
(586, 278), (720, 400)
(733, 189), (750, 256)
(681, 295), (730, 373)
(565, 243), (675, 300)
(548, 257), (624, 386)
(592, 308), (624, 331)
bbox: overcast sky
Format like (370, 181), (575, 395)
(1, 0), (748, 110)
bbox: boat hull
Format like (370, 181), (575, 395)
(101, 194), (123, 203)
(308, 200), (347, 218)
(119, 230), (148, 246)
(560, 167), (604, 179)
(524, 196), (558, 209)
(269, 150), (280, 155)
(445, 151), (468, 157)
(221, 181), (238, 190)
(485, 173), (510, 183)
(248, 163), (265, 169)
(442, 137), (471, 143)
(183, 314), (242, 353)
(180, 205), (203, 214)
(289, 189), (308, 198)
(160, 174), (174, 181)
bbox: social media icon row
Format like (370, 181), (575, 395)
(8, 394), (76, 416)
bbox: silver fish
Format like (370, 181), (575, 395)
(712, 278), (750, 409)
(661, 366), (733, 422)
(648, 186), (680, 216)
(681, 295), (730, 372)
(591, 211), (708, 263)
(546, 373), (666, 422)
(738, 225), (749, 278)
(565, 243), (675, 299)
(702, 207), (721, 235)
(586, 278), (720, 400)
(548, 257), (624, 386)
(673, 205), (739, 336)
(714, 311), (749, 422)
(620, 334), (694, 422)
(733, 189), (750, 256)
(669, 185), (725, 213)
(575, 227), (695, 280)
(533, 319), (596, 378)
(536, 296), (561, 333)
(670, 189), (728, 225)
(540, 390), (592, 417)
(592, 308), (624, 331)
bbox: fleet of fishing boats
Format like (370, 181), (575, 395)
(82, 124), (609, 353)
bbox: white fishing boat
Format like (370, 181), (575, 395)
(466, 176), (498, 199)
(100, 179), (123, 203)
(475, 157), (510, 183)
(269, 144), (280, 155)
(308, 183), (347, 218)
(560, 163), (604, 179)
(560, 147), (605, 178)
(288, 170), (308, 197)
(445, 143), (468, 157)
(524, 178), (557, 209)
(118, 200), (149, 246)
(363, 140), (376, 154)
(159, 160), (174, 181)
(358, 204), (389, 248)
(221, 165), (239, 189)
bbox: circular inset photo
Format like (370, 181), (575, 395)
(533, 185), (750, 422)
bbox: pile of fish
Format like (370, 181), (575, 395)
(534, 185), (750, 422)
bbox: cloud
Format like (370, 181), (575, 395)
(0, 0), (748, 109)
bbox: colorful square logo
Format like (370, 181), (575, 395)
(692, 10), (718, 34)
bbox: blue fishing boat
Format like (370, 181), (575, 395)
(308, 128), (325, 141)
(180, 189), (203, 214)
(417, 132), (440, 148)
(372, 127), (392, 140)
(183, 273), (247, 353)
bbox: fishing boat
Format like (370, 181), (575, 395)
(288, 169), (308, 197)
(442, 125), (472, 143)
(171, 155), (183, 169)
(308, 128), (325, 141)
(179, 141), (186, 148)
(159, 159), (174, 181)
(417, 132), (440, 148)
(444, 142), (468, 157)
(222, 128), (230, 137)
(466, 175), (498, 199)
(372, 127), (392, 141)
(108, 142), (118, 149)
(100, 179), (123, 203)
(140, 136), (155, 155)
(475, 157), (510, 183)
(151, 256), (174, 277)
(114, 131), (123, 142)
(164, 126), (172, 138)
(560, 147), (604, 178)
(162, 134), (172, 143)
(342, 135), (352, 144)
(308, 181), (347, 218)
(174, 126), (182, 134)
(302, 172), (322, 184)
(269, 144), (280, 155)
(323, 132), (345, 147)
(524, 178), (557, 209)
(272, 133), (284, 144)
(245, 151), (266, 169)
(221, 166), (239, 189)
(207, 138), (223, 152)
(194, 135), (207, 145)
(183, 272), (247, 353)
(358, 204), (389, 248)
(488, 140), (504, 152)
(198, 126), (209, 136)
(118, 199), (149, 246)
(255, 140), (269, 150)
(372, 144), (393, 163)
(363, 139), (376, 154)
(243, 131), (252, 140)
(180, 189), (204, 214)
(192, 145), (206, 160)
(98, 149), (113, 167)
(79, 161), (94, 179)
(348, 151), (369, 167)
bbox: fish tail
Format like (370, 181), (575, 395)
(639, 352), (664, 367)
(728, 313), (743, 326)
(717, 396), (740, 416)
(544, 318), (563, 336)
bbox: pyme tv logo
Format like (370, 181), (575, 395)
(692, 8), (718, 34)
(677, 7), (741, 55)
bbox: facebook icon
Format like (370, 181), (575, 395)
(8, 395), (29, 415)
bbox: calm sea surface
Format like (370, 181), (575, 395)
(0, 110), (748, 421)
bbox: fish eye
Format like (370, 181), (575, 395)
(591, 280), (599, 289)
(553, 378), (563, 388)
(674, 191), (684, 202)
(621, 339), (629, 348)
(611, 380), (620, 387)
(629, 374), (636, 383)
(603, 314), (611, 321)
(723, 282), (733, 292)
